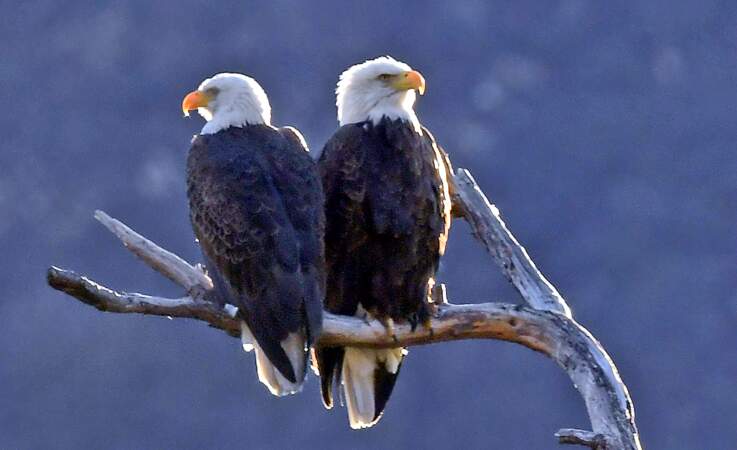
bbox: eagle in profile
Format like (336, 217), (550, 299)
(315, 57), (453, 428)
(182, 73), (324, 396)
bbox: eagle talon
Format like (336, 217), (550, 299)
(408, 314), (419, 332)
(422, 318), (434, 337)
(379, 317), (397, 341)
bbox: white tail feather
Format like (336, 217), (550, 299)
(342, 347), (404, 429)
(240, 322), (306, 396)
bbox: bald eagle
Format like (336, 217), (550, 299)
(182, 73), (324, 396)
(315, 57), (453, 428)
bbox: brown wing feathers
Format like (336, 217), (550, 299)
(187, 125), (324, 383)
(316, 118), (452, 420)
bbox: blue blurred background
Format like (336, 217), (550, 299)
(3, 1), (737, 448)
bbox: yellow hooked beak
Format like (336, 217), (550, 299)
(181, 90), (213, 117)
(392, 70), (426, 95)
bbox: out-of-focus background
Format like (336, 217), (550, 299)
(3, 1), (736, 448)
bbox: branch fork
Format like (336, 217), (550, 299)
(47, 168), (641, 449)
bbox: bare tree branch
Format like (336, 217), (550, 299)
(93, 210), (212, 293)
(47, 266), (239, 336)
(556, 429), (610, 449)
(452, 169), (571, 317)
(47, 169), (640, 450)
(44, 266), (556, 350)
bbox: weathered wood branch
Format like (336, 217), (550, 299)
(47, 266), (239, 336)
(556, 429), (610, 449)
(93, 210), (212, 293)
(47, 169), (640, 450)
(452, 169), (571, 317)
(44, 267), (567, 350)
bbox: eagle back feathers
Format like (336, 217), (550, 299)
(187, 125), (324, 382)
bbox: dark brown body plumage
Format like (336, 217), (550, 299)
(187, 125), (324, 383)
(315, 117), (452, 423)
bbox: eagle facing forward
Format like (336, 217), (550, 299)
(182, 73), (324, 396)
(315, 56), (453, 428)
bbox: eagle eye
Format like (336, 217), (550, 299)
(205, 87), (220, 96)
(377, 74), (393, 81)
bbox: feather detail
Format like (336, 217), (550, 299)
(342, 347), (404, 429)
(242, 323), (307, 396)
